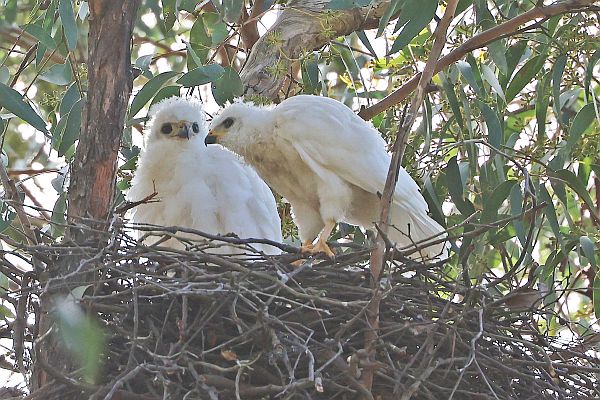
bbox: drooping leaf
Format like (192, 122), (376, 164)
(177, 64), (225, 87)
(539, 183), (562, 248)
(58, 98), (83, 156)
(480, 64), (505, 101)
(51, 192), (67, 238)
(203, 13), (228, 46)
(57, 298), (105, 384)
(149, 85), (181, 109)
(551, 169), (595, 214)
(161, 0), (177, 31)
(535, 73), (550, 142)
(579, 236), (597, 268)
(584, 49), (600, 101)
(222, 0), (245, 22)
(476, 100), (502, 149)
(23, 23), (57, 50)
(388, 0), (437, 54)
(565, 103), (597, 153)
(481, 180), (517, 222)
(0, 83), (48, 134)
(129, 71), (179, 118)
(445, 156), (476, 216)
(440, 72), (464, 130)
(39, 62), (73, 85)
(457, 61), (483, 97)
(59, 0), (78, 51)
(211, 67), (243, 106)
(505, 55), (544, 103)
(0, 272), (8, 295)
(552, 54), (568, 126)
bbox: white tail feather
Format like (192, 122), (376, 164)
(388, 203), (449, 261)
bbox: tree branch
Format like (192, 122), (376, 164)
(240, 0), (392, 98)
(361, 0), (459, 396)
(358, 0), (600, 120)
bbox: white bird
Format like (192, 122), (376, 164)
(127, 96), (282, 255)
(205, 95), (448, 260)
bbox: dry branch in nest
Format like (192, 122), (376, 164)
(3, 223), (600, 399)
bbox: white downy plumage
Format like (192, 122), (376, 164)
(127, 97), (282, 255)
(206, 95), (448, 260)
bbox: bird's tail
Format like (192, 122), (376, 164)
(388, 203), (450, 261)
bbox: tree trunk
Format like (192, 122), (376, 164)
(240, 0), (391, 99)
(31, 1), (141, 395)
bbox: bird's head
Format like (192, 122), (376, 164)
(205, 102), (271, 151)
(147, 97), (206, 144)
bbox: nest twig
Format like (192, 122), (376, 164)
(1, 222), (599, 399)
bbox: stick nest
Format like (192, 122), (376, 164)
(7, 224), (600, 399)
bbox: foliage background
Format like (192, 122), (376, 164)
(0, 0), (598, 391)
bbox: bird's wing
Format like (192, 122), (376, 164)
(204, 147), (282, 254)
(274, 96), (429, 213)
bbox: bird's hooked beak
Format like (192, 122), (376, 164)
(204, 129), (222, 146)
(175, 121), (191, 140)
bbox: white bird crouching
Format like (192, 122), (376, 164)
(205, 95), (448, 261)
(127, 97), (282, 255)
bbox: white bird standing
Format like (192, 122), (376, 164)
(205, 95), (448, 260)
(127, 96), (282, 255)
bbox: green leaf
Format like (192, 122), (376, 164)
(161, 0), (177, 31)
(551, 169), (595, 213)
(388, 0), (437, 54)
(539, 183), (562, 248)
(445, 156), (475, 216)
(0, 273), (8, 296)
(377, 0), (403, 37)
(552, 54), (567, 126)
(23, 23), (57, 50)
(480, 64), (505, 101)
(59, 0), (78, 51)
(481, 180), (517, 222)
(476, 100), (502, 148)
(457, 61), (483, 97)
(149, 85), (181, 109)
(36, 0), (57, 66)
(0, 304), (15, 319)
(440, 72), (464, 130)
(535, 73), (550, 142)
(328, 0), (372, 9)
(0, 83), (48, 134)
(70, 284), (93, 300)
(51, 192), (67, 238)
(222, 0), (244, 22)
(58, 98), (83, 156)
(301, 53), (321, 94)
(579, 236), (597, 268)
(594, 272), (600, 319)
(211, 66), (243, 106)
(129, 71), (178, 118)
(505, 55), (544, 103)
(203, 13), (228, 46)
(177, 64), (225, 87)
(0, 66), (8, 84)
(585, 49), (600, 101)
(566, 103), (597, 152)
(39, 62), (73, 85)
(57, 298), (105, 384)
(356, 31), (377, 57)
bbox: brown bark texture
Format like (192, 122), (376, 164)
(31, 0), (141, 396)
(240, 0), (391, 99)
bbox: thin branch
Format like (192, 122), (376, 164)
(358, 0), (600, 120)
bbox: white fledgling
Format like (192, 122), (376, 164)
(127, 96), (282, 255)
(206, 95), (448, 260)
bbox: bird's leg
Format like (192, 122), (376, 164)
(310, 219), (336, 258)
(299, 239), (315, 253)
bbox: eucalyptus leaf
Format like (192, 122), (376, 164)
(129, 71), (179, 118)
(59, 0), (78, 50)
(0, 83), (48, 134)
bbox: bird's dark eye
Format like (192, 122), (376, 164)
(160, 124), (172, 134)
(191, 122), (200, 133)
(222, 118), (234, 129)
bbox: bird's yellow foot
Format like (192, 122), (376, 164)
(311, 239), (335, 258)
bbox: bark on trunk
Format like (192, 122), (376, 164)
(240, 0), (391, 99)
(31, 1), (141, 396)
